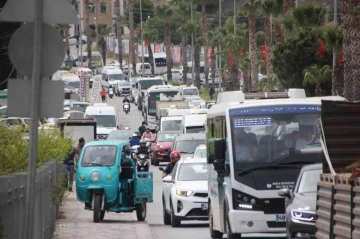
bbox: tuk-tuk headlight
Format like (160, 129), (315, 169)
(91, 171), (100, 181)
(80, 175), (85, 181)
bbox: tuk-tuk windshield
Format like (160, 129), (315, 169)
(81, 145), (117, 166)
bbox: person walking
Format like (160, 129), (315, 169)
(74, 137), (85, 165)
(209, 86), (215, 100)
(101, 87), (107, 102)
(63, 144), (76, 191)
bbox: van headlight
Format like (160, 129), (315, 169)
(91, 171), (100, 181)
(176, 189), (193, 197)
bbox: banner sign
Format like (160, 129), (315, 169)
(90, 75), (102, 104)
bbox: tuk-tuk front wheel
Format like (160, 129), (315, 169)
(93, 194), (102, 223)
(100, 210), (105, 221)
(136, 200), (147, 221)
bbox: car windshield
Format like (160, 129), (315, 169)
(118, 81), (130, 86)
(157, 133), (177, 142)
(65, 81), (80, 89)
(186, 126), (204, 133)
(162, 120), (181, 131)
(230, 105), (322, 171)
(89, 115), (116, 127)
(183, 88), (198, 95)
(108, 131), (133, 140)
(194, 148), (206, 158)
(109, 74), (125, 81)
(177, 163), (208, 181)
(140, 79), (163, 89)
(297, 169), (322, 193)
(81, 145), (117, 166)
(175, 140), (205, 154)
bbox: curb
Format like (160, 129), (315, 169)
(132, 213), (154, 239)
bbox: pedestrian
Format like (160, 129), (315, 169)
(63, 143), (76, 192)
(100, 87), (107, 102)
(74, 137), (85, 164)
(209, 86), (215, 100)
(138, 121), (147, 135)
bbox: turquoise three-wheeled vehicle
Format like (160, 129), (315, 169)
(75, 141), (153, 223)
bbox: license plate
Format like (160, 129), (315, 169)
(201, 203), (208, 210)
(276, 214), (286, 222)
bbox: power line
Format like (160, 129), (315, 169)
(0, 66), (14, 85)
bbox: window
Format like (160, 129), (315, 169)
(297, 169), (322, 193)
(100, 2), (107, 13)
(81, 146), (117, 166)
(177, 163), (208, 181)
(88, 3), (95, 13)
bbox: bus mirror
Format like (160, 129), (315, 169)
(214, 139), (225, 161)
(213, 159), (225, 172)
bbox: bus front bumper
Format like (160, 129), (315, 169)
(228, 209), (286, 234)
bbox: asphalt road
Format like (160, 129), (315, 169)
(107, 85), (286, 239)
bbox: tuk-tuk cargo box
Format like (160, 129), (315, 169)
(134, 172), (153, 203)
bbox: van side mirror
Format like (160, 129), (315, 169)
(214, 139), (225, 161)
(278, 188), (292, 199)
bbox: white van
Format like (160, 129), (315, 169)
(52, 70), (70, 81)
(180, 113), (207, 134)
(78, 51), (103, 68)
(130, 63), (152, 76)
(85, 105), (119, 140)
(76, 67), (94, 87)
(101, 66), (126, 88)
(181, 86), (199, 98)
(59, 73), (81, 92)
(160, 116), (182, 132)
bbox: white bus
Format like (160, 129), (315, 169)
(144, 53), (167, 75)
(206, 91), (345, 238)
(180, 61), (205, 83)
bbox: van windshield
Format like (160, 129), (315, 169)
(89, 115), (116, 128)
(140, 79), (164, 89)
(109, 74), (125, 81)
(186, 126), (204, 133)
(64, 81), (80, 89)
(183, 88), (198, 96)
(162, 120), (181, 131)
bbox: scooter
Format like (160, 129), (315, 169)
(136, 154), (149, 172)
(131, 145), (140, 160)
(123, 102), (130, 114)
(109, 88), (114, 99)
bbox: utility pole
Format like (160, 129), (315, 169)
(191, 1), (194, 85)
(332, 0), (338, 94)
(95, 0), (98, 44)
(78, 0), (83, 66)
(219, 0), (222, 91)
(140, 0), (144, 73)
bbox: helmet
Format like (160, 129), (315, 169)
(132, 133), (137, 137)
(140, 139), (146, 144)
(170, 150), (181, 159)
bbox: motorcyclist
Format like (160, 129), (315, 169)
(162, 151), (181, 178)
(136, 139), (150, 157)
(135, 130), (142, 139)
(129, 133), (140, 147)
(122, 95), (131, 111)
(141, 128), (152, 140)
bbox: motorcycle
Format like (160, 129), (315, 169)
(131, 145), (140, 160)
(136, 154), (149, 172)
(109, 88), (114, 99)
(123, 102), (130, 114)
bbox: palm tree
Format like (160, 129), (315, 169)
(324, 25), (343, 96)
(157, 4), (173, 81)
(303, 64), (331, 96)
(114, 0), (123, 70)
(90, 25), (113, 66)
(144, 19), (159, 75)
(261, 0), (274, 77)
(188, 20), (202, 88)
(84, 0), (92, 69)
(271, 0), (284, 44)
(129, 0), (136, 76)
(208, 28), (224, 88)
(244, 0), (260, 91)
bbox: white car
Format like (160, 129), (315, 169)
(188, 99), (206, 109)
(192, 144), (206, 159)
(108, 60), (129, 74)
(163, 69), (182, 81)
(161, 158), (208, 227)
(65, 35), (87, 46)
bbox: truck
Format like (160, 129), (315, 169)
(56, 118), (97, 147)
(315, 100), (360, 239)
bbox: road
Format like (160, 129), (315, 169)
(108, 95), (286, 239)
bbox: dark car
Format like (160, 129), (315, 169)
(278, 163), (322, 239)
(151, 131), (179, 166)
(170, 133), (206, 160)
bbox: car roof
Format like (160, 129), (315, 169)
(158, 131), (180, 134)
(175, 133), (206, 141)
(196, 144), (206, 149)
(84, 141), (127, 147)
(178, 158), (207, 164)
(301, 163), (322, 171)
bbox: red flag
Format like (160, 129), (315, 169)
(227, 49), (234, 66)
(339, 47), (344, 63)
(260, 45), (267, 64)
(318, 40), (325, 59)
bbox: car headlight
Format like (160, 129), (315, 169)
(176, 189), (193, 197)
(91, 171), (100, 181)
(291, 210), (316, 221)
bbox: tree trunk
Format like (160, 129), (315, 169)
(249, 12), (259, 91)
(181, 34), (188, 84)
(101, 39), (107, 66)
(165, 21), (172, 81)
(210, 46), (216, 87)
(148, 43), (154, 74)
(283, 0), (291, 15)
(194, 43), (201, 89)
(315, 84), (322, 97)
(274, 20), (284, 44)
(229, 63), (239, 91)
(242, 69), (251, 93)
(332, 60), (344, 96)
(264, 16), (273, 77)
(115, 0), (123, 70)
(201, 3), (209, 90)
(84, 0), (92, 69)
(129, 0), (136, 76)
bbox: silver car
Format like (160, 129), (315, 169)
(116, 80), (131, 96)
(278, 163), (322, 239)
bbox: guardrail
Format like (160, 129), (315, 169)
(316, 173), (360, 239)
(0, 159), (62, 239)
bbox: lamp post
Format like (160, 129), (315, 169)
(140, 0), (144, 72)
(332, 0), (338, 94)
(94, 0), (98, 44)
(219, 0), (222, 91)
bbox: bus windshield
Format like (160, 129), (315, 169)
(230, 105), (322, 171)
(140, 79), (164, 90)
(155, 58), (166, 67)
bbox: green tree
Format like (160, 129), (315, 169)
(303, 64), (331, 96)
(89, 25), (113, 66)
(132, 0), (155, 27)
(188, 20), (203, 88)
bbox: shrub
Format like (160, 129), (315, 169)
(0, 125), (73, 176)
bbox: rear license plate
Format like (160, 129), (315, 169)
(276, 214), (286, 222)
(201, 203), (208, 210)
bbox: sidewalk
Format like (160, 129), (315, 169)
(53, 189), (154, 239)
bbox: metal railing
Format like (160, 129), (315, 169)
(0, 159), (62, 239)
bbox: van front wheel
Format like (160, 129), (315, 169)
(93, 194), (102, 223)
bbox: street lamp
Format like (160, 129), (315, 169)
(140, 0), (144, 73)
(218, 0), (222, 91)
